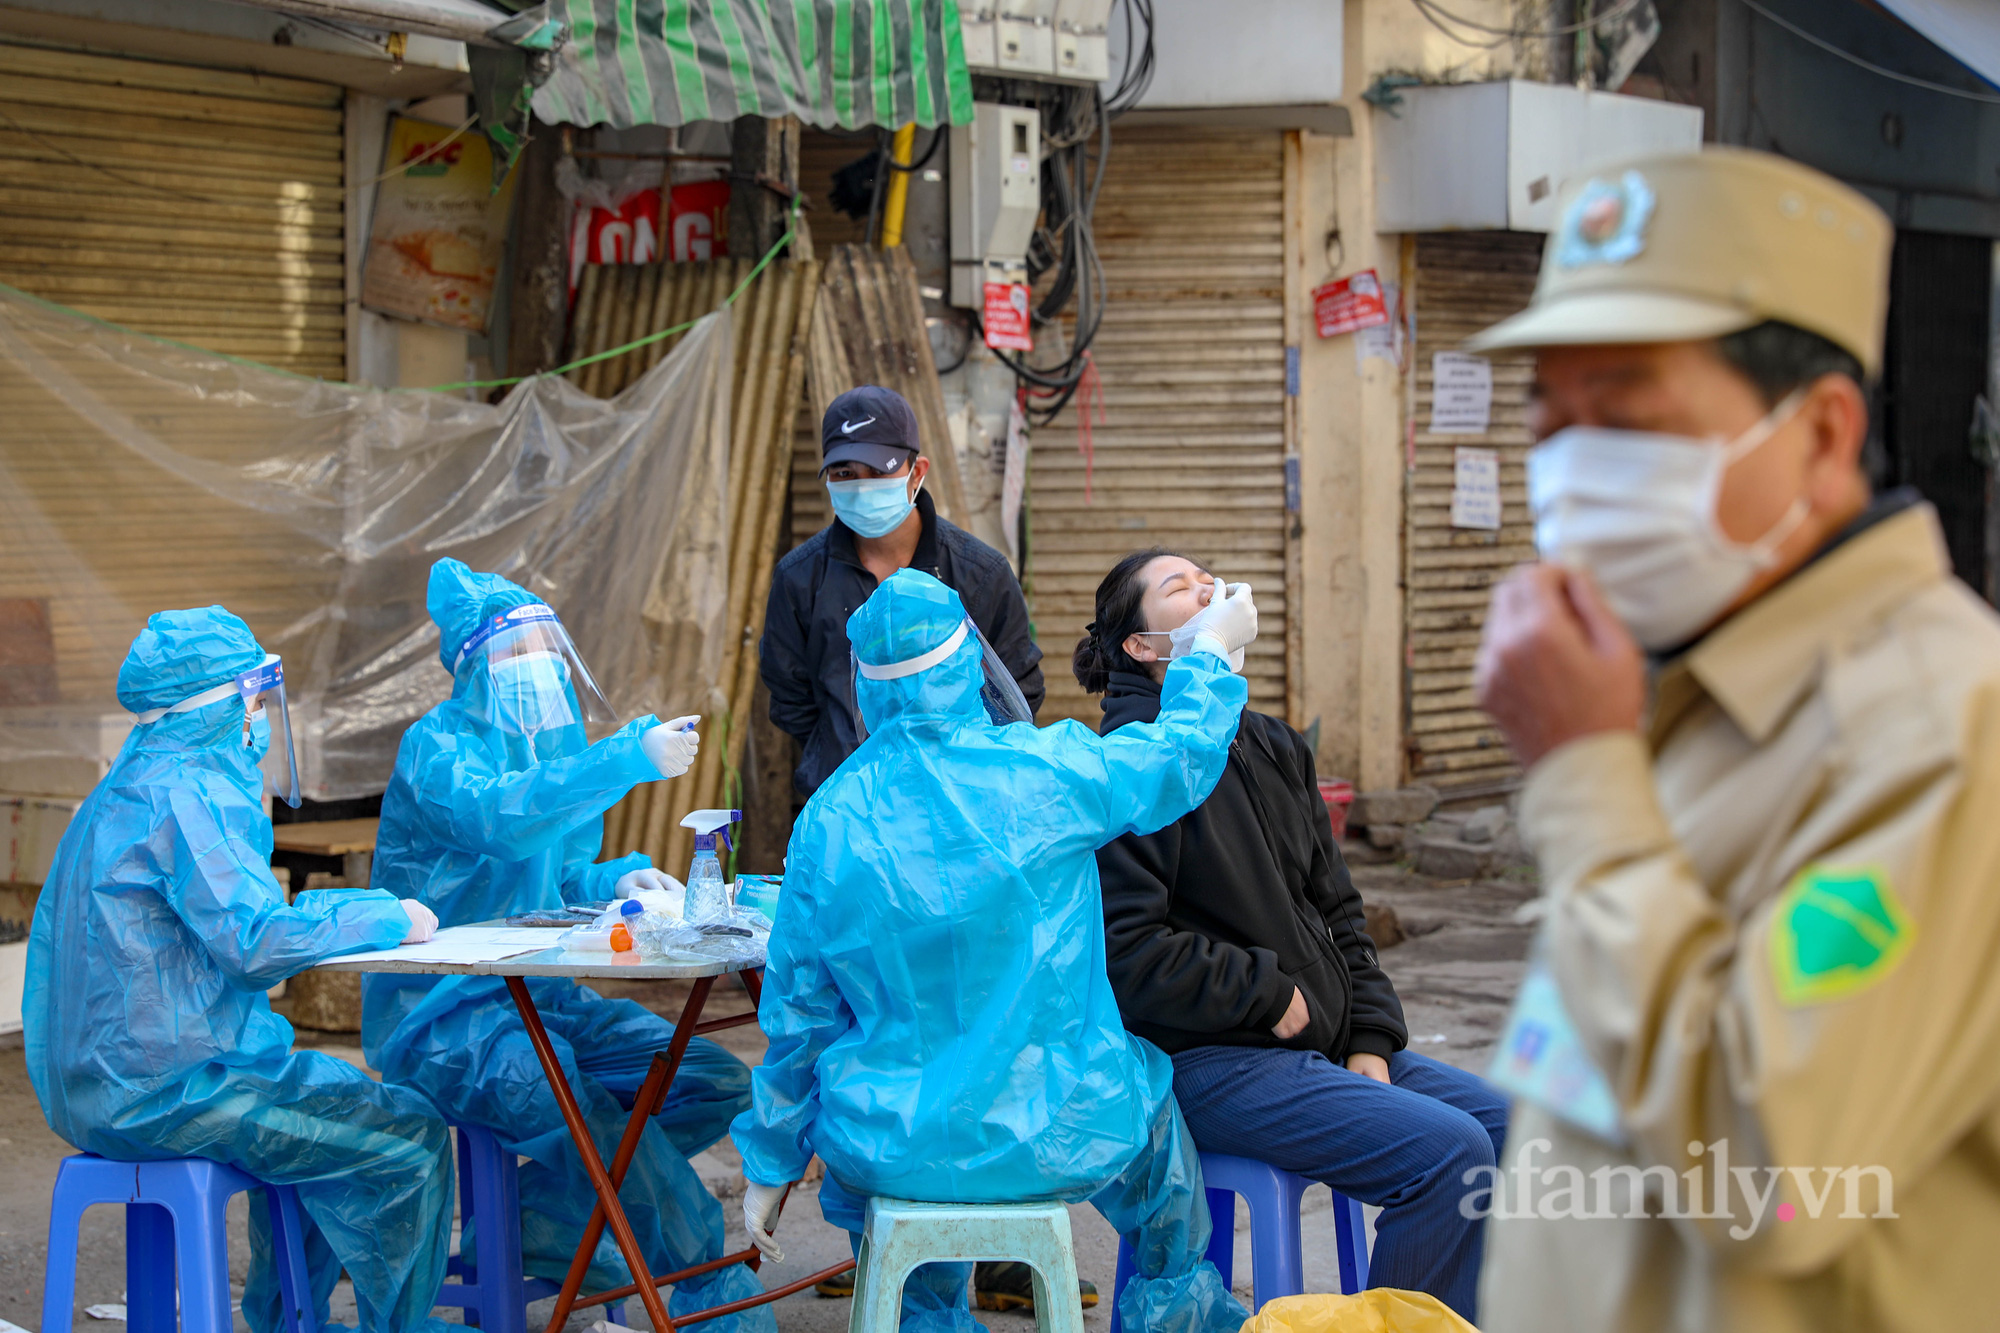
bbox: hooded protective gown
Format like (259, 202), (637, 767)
(362, 560), (764, 1328)
(26, 607), (455, 1333)
(733, 570), (1250, 1333)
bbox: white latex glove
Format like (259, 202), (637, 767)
(743, 1180), (789, 1263)
(1170, 578), (1258, 661)
(641, 714), (701, 779)
(399, 899), (438, 945)
(615, 867), (680, 898)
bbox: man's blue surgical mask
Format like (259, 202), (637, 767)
(828, 474), (921, 538)
(489, 650), (576, 735)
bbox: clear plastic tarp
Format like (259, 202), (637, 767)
(0, 286), (733, 800)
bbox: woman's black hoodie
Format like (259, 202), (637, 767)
(1095, 669), (1407, 1063)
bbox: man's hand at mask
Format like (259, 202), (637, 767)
(1476, 563), (1644, 769)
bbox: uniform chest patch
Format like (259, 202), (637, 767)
(1769, 866), (1913, 1006)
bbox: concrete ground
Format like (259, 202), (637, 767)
(0, 852), (1534, 1333)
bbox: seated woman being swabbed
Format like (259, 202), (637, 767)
(1079, 548), (1509, 1326)
(732, 567), (1258, 1333)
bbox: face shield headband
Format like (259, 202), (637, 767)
(132, 653), (300, 808)
(851, 616), (1034, 740)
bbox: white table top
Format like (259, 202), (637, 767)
(312, 920), (766, 980)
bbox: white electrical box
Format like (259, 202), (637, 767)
(1374, 81), (1705, 233)
(950, 103), (1042, 308)
(1055, 0), (1114, 82)
(961, 0), (1110, 83)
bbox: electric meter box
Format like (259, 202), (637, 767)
(949, 102), (1042, 308)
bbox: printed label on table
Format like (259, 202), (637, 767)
(1430, 352), (1493, 435)
(1450, 446), (1502, 530)
(1312, 268), (1390, 339)
(983, 282), (1033, 351)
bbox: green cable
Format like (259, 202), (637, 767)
(0, 195), (803, 396)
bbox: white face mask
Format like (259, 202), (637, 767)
(1527, 390), (1808, 651)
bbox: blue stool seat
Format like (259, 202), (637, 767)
(438, 1124), (625, 1333)
(1107, 1152), (1370, 1332)
(850, 1197), (1085, 1333)
(42, 1153), (314, 1333)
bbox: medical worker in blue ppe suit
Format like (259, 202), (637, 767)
(362, 559), (767, 1328)
(26, 606), (456, 1333)
(735, 568), (1258, 1333)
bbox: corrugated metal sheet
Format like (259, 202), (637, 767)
(1030, 127), (1290, 727)
(0, 40), (347, 379)
(1406, 231), (1542, 794)
(806, 243), (968, 522)
(565, 257), (820, 872)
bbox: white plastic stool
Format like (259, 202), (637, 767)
(849, 1197), (1085, 1333)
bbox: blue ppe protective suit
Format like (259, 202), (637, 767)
(26, 606), (454, 1333)
(732, 569), (1250, 1333)
(363, 560), (764, 1328)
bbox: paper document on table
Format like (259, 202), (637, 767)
(336, 926), (556, 965)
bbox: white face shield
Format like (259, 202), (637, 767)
(456, 603), (614, 740)
(850, 616), (1034, 741)
(131, 653), (300, 807)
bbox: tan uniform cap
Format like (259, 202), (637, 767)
(1466, 146), (1893, 375)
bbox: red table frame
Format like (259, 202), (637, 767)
(503, 968), (855, 1333)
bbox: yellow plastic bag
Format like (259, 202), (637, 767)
(1238, 1290), (1479, 1333)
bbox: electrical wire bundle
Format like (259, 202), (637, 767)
(970, 0), (1154, 426)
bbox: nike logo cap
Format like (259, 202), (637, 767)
(820, 384), (920, 476)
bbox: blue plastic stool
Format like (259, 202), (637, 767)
(1107, 1153), (1370, 1331)
(850, 1197), (1084, 1333)
(41, 1153), (315, 1333)
(438, 1124), (625, 1333)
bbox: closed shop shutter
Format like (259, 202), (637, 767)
(1406, 231), (1542, 795)
(1031, 126), (1289, 726)
(0, 40), (346, 379)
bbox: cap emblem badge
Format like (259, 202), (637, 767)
(1555, 170), (1655, 270)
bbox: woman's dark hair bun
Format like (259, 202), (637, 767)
(1072, 629), (1112, 695)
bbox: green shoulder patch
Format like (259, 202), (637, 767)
(1769, 866), (1914, 1007)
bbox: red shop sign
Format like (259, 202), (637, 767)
(1313, 268), (1390, 339)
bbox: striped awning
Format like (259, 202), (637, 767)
(528, 0), (974, 130)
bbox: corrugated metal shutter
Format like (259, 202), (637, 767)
(0, 40), (346, 379)
(1030, 126), (1289, 726)
(786, 128), (873, 550)
(1406, 231), (1542, 795)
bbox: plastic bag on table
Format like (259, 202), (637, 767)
(632, 909), (767, 963)
(1238, 1292), (1479, 1333)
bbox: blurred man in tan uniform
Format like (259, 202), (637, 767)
(1468, 147), (2000, 1332)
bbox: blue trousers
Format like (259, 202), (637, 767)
(1170, 1046), (1507, 1324)
(817, 1095), (1246, 1333)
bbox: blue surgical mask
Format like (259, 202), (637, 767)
(246, 707), (271, 761)
(827, 474), (920, 538)
(489, 650), (576, 735)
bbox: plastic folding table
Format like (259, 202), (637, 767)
(316, 924), (854, 1333)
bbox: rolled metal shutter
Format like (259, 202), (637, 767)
(1031, 126), (1289, 726)
(1406, 231), (1543, 796)
(0, 40), (346, 379)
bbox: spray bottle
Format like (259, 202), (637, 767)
(679, 809), (740, 924)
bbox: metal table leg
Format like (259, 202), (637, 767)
(532, 968), (852, 1333)
(503, 975), (676, 1333)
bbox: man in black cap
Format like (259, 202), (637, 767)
(760, 385), (1045, 799)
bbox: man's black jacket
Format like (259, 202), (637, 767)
(760, 489), (1044, 795)
(1095, 670), (1406, 1063)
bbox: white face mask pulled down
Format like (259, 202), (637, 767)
(1527, 390), (1808, 652)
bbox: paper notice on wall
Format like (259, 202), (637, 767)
(1430, 352), (1493, 434)
(1450, 447), (1502, 530)
(1000, 396), (1028, 570)
(1312, 268), (1390, 338)
(1355, 280), (1404, 371)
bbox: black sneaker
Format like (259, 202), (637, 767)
(815, 1268), (856, 1298)
(973, 1261), (1099, 1313)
